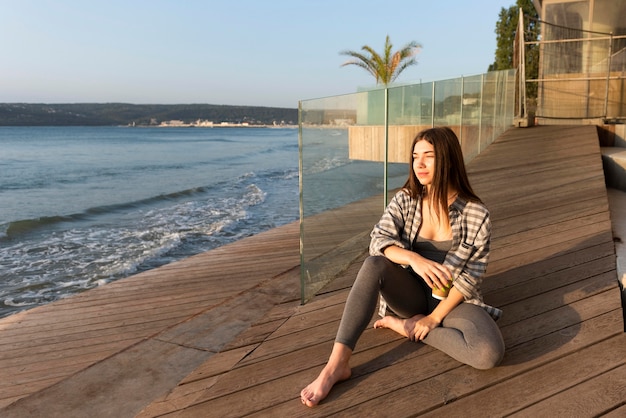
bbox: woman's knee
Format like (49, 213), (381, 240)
(350, 256), (390, 296)
(470, 338), (505, 370)
(444, 304), (505, 370)
(357, 256), (394, 282)
(361, 255), (393, 273)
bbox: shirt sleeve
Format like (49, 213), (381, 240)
(445, 204), (491, 302)
(369, 191), (413, 256)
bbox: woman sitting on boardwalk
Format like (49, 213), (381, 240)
(300, 126), (505, 407)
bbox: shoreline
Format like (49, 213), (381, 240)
(130, 123), (298, 129)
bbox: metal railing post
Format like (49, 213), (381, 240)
(297, 100), (305, 304)
(431, 82), (435, 127)
(384, 87), (389, 210)
(460, 76), (464, 145)
(518, 9), (527, 119)
(604, 33), (613, 119)
(479, 73), (484, 152)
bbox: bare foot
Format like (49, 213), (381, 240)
(374, 314), (425, 339)
(300, 362), (351, 407)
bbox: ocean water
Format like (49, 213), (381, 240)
(0, 126), (407, 318)
(0, 126), (303, 318)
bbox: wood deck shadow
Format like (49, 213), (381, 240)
(321, 339), (425, 405)
(483, 229), (617, 366)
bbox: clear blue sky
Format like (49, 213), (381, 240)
(1, 0), (517, 108)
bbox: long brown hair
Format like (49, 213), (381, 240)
(403, 127), (481, 221)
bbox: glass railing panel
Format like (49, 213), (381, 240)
(460, 74), (483, 162)
(299, 92), (387, 302)
(480, 71), (498, 150)
(503, 69), (516, 135)
(356, 88), (385, 125)
(387, 82), (434, 126)
(416, 82), (434, 125)
(489, 69), (516, 148)
(384, 85), (415, 200)
(433, 78), (462, 128)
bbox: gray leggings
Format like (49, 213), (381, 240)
(336, 256), (505, 369)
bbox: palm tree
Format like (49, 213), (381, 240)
(339, 35), (421, 85)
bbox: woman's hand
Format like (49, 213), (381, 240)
(382, 245), (452, 290)
(409, 255), (452, 291)
(406, 314), (441, 341)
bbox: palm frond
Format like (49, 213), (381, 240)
(339, 36), (421, 85)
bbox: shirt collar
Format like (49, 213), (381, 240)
(449, 196), (467, 213)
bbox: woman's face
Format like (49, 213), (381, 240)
(412, 139), (435, 187)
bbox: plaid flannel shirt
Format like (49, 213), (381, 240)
(369, 189), (502, 320)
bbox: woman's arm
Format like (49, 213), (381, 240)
(383, 245), (451, 291)
(369, 191), (414, 256)
(445, 205), (491, 302)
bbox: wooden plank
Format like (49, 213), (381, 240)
(414, 333), (626, 417)
(510, 364), (626, 418)
(489, 192), (609, 240)
(502, 289), (622, 349)
(603, 404), (626, 418)
(488, 240), (615, 290)
(486, 254), (616, 308)
(250, 310), (624, 418)
(135, 345), (261, 418)
(496, 271), (617, 327)
(167, 340), (439, 417)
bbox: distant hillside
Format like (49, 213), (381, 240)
(0, 103), (298, 126)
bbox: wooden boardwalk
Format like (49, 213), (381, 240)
(1, 125), (624, 417)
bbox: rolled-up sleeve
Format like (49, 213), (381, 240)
(447, 212), (491, 301)
(369, 191), (415, 256)
(446, 205), (501, 320)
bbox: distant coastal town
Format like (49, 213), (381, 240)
(150, 119), (294, 128)
(0, 103), (298, 127)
